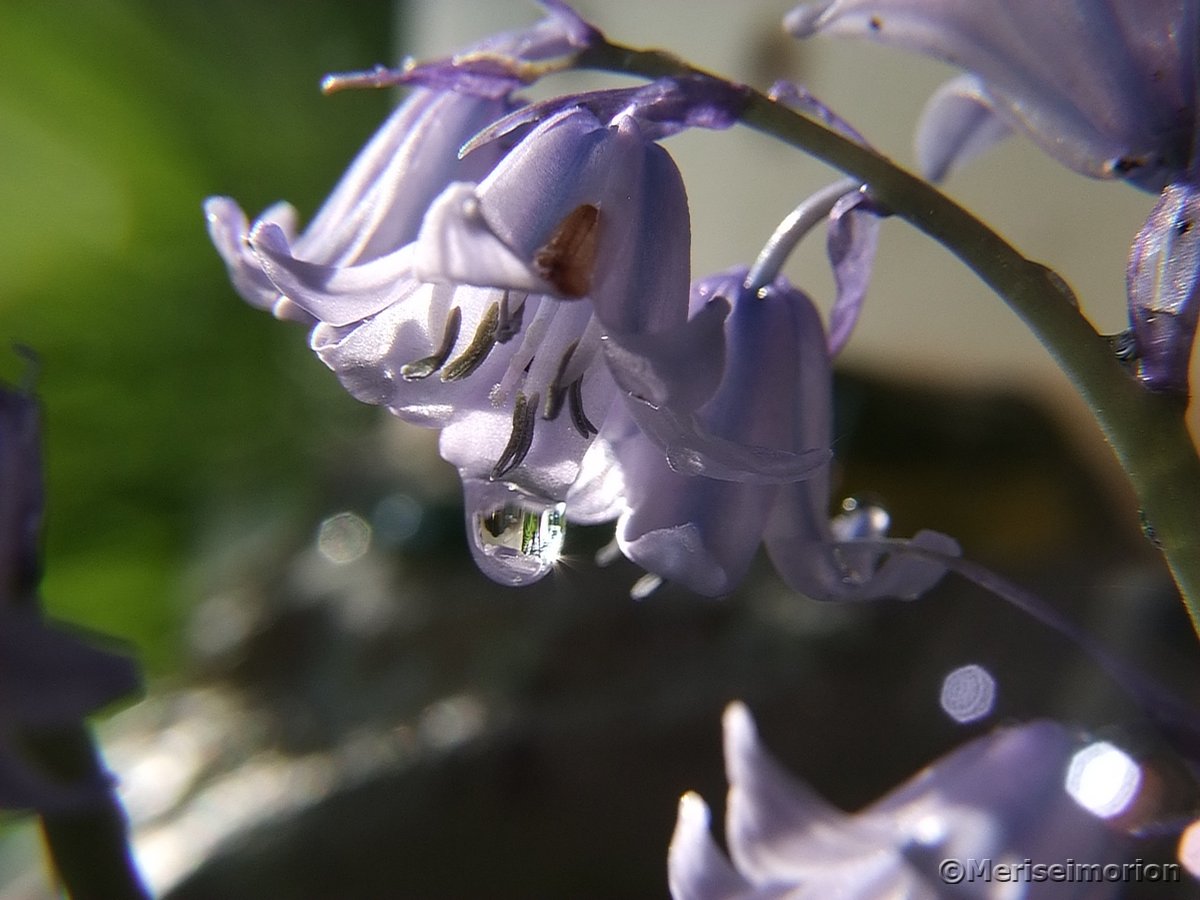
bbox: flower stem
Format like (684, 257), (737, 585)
(575, 40), (1200, 639)
(26, 725), (150, 900)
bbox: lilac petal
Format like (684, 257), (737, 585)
(0, 611), (140, 725)
(415, 182), (557, 295)
(204, 197), (312, 322)
(768, 81), (872, 147)
(461, 88), (644, 156)
(323, 3), (601, 98)
(250, 222), (421, 327)
(915, 74), (1013, 182)
(668, 792), (754, 900)
(309, 283), (516, 424)
(867, 721), (1126, 871)
(1127, 180), (1200, 394)
(825, 190), (880, 356)
(616, 439), (777, 595)
(464, 79), (747, 157)
(787, 0), (1196, 189)
(765, 467), (959, 602)
(417, 108), (692, 335)
(602, 298), (729, 412)
(617, 401), (828, 485)
(533, 0), (602, 50)
(297, 90), (511, 267)
(606, 279), (830, 484)
(724, 703), (921, 895)
(440, 349), (617, 501)
(563, 405), (636, 524)
(591, 129), (692, 333)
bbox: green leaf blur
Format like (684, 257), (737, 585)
(0, 0), (396, 672)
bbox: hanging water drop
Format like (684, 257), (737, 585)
(465, 480), (566, 586)
(830, 494), (890, 541)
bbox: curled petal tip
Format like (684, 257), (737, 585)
(783, 2), (833, 38)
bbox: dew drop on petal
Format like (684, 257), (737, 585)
(1065, 741), (1142, 819)
(665, 446), (705, 476)
(938, 664), (996, 723)
(465, 480), (566, 586)
(830, 495), (890, 541)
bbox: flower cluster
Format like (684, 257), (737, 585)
(788, 0), (1200, 395)
(669, 704), (1129, 899)
(206, 3), (954, 598)
(0, 381), (139, 811)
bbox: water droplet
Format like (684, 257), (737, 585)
(665, 446), (705, 475)
(465, 480), (566, 586)
(830, 495), (890, 541)
(939, 664), (996, 723)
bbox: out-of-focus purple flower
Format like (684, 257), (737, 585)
(787, 0), (1200, 394)
(669, 703), (1128, 899)
(786, 0), (1197, 189)
(0, 383), (139, 811)
(573, 267), (954, 598)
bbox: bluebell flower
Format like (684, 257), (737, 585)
(573, 267), (954, 597)
(787, 0), (1200, 394)
(207, 7), (916, 593)
(0, 383), (139, 811)
(250, 86), (821, 587)
(669, 703), (1127, 899)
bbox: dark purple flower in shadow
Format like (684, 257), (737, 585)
(0, 382), (139, 811)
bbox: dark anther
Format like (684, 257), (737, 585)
(401, 307), (462, 381)
(568, 377), (597, 437)
(491, 392), (539, 480)
(496, 290), (526, 344)
(534, 204), (600, 298)
(542, 340), (579, 421)
(442, 302), (500, 382)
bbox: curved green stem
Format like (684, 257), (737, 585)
(576, 40), (1200, 639)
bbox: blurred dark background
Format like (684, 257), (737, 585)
(0, 1), (1197, 897)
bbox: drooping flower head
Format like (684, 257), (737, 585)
(588, 267), (955, 599)
(669, 703), (1129, 899)
(788, 0), (1200, 394)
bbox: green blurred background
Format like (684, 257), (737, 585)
(0, 0), (402, 671)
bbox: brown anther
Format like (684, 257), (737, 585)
(533, 204), (600, 299)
